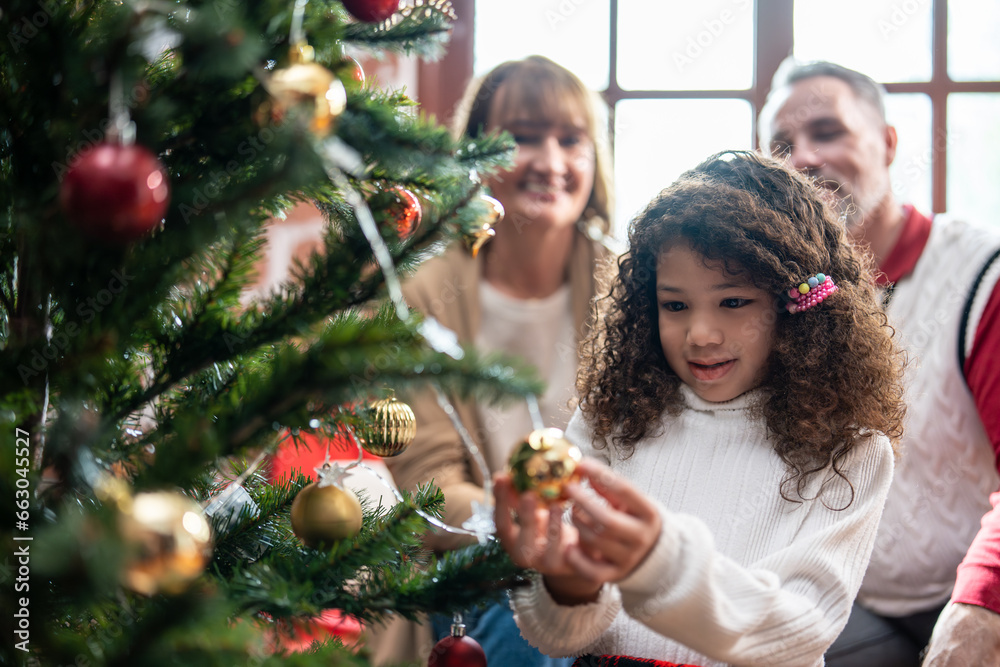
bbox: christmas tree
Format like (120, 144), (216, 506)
(0, 1), (537, 665)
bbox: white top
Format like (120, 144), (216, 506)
(476, 280), (578, 473)
(511, 387), (894, 667)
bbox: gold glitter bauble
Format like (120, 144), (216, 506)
(358, 395), (416, 457)
(290, 482), (363, 548)
(118, 490), (213, 596)
(507, 428), (582, 501)
(266, 44), (347, 137)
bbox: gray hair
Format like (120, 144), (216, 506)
(758, 57), (888, 146)
(771, 58), (887, 117)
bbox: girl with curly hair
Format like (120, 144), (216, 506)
(494, 151), (906, 667)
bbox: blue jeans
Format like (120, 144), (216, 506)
(824, 601), (946, 666)
(431, 597), (574, 667)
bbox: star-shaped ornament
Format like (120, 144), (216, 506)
(314, 460), (353, 489)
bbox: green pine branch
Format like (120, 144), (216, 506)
(223, 484), (439, 617)
(341, 0), (457, 60)
(205, 469), (307, 576)
(1, 1), (530, 665)
(353, 539), (528, 623)
(126, 310), (540, 486)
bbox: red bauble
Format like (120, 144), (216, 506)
(60, 143), (170, 244)
(372, 186), (421, 240)
(342, 0), (400, 22)
(427, 634), (487, 667)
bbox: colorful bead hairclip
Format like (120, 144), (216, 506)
(782, 273), (838, 313)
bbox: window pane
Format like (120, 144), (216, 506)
(949, 1), (1000, 81)
(613, 99), (753, 233)
(793, 0), (931, 82)
(885, 93), (932, 217)
(617, 1), (753, 91)
(474, 0), (610, 89)
(948, 94), (1000, 229)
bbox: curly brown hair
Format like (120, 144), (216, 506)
(578, 151), (905, 502)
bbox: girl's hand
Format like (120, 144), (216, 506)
(493, 471), (603, 604)
(563, 458), (663, 583)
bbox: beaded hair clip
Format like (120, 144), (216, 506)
(782, 273), (838, 313)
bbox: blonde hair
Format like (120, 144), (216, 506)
(451, 55), (613, 233)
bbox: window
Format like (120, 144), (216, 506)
(441, 0), (1000, 232)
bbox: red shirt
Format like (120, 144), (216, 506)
(879, 206), (1000, 614)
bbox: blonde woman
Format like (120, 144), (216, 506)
(381, 55), (615, 666)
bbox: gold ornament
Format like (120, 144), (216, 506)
(465, 193), (504, 258)
(507, 428), (582, 501)
(118, 490), (213, 596)
(290, 481), (363, 548)
(358, 394), (416, 457)
(265, 43), (347, 136)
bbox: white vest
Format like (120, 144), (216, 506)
(859, 216), (1000, 616)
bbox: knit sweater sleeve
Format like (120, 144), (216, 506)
(617, 433), (895, 667)
(956, 279), (1000, 613)
(510, 573), (624, 658)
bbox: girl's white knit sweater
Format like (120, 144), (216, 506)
(511, 386), (894, 667)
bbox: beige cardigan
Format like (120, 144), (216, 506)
(368, 224), (610, 664)
(386, 224), (610, 550)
